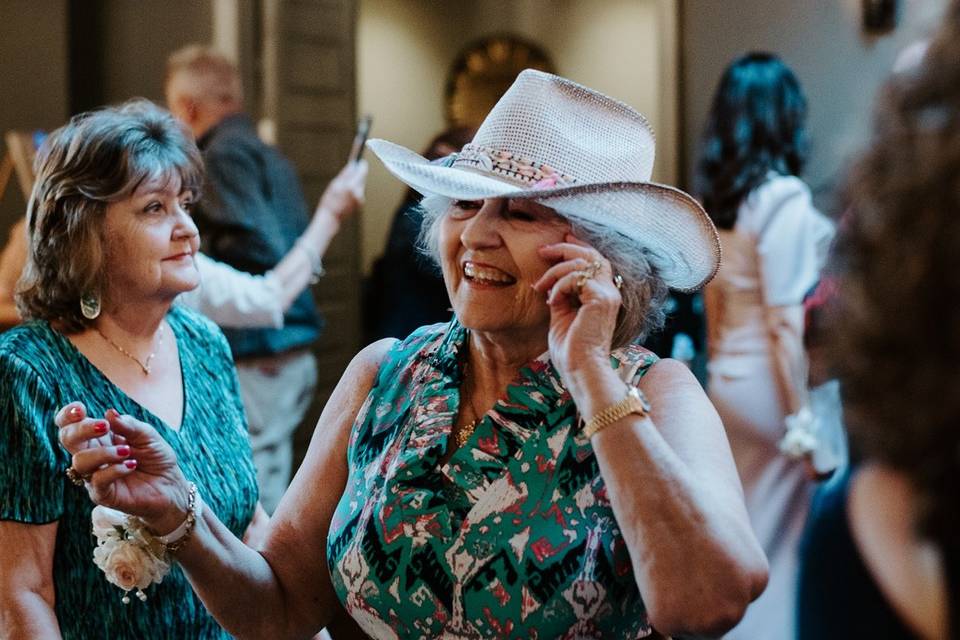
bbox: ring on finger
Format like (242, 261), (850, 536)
(574, 260), (603, 296)
(65, 466), (91, 486)
(613, 273), (624, 290)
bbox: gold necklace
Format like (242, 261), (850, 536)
(455, 364), (485, 449)
(454, 418), (478, 449)
(95, 323), (164, 375)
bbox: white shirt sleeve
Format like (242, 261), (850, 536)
(177, 252), (285, 328)
(752, 176), (835, 307)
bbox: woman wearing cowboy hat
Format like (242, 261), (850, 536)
(57, 70), (767, 638)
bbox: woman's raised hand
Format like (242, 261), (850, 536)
(56, 403), (191, 534)
(534, 233), (622, 387)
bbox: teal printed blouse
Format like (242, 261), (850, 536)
(0, 306), (258, 639)
(328, 320), (658, 639)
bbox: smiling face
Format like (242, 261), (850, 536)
(101, 172), (201, 307)
(439, 198), (571, 343)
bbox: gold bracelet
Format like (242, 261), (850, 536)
(156, 482), (201, 554)
(582, 385), (651, 439)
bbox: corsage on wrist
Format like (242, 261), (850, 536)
(91, 482), (202, 604)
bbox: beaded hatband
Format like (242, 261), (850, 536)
(453, 144), (577, 188)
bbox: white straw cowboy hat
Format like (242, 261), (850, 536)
(367, 69), (720, 291)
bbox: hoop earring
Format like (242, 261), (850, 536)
(80, 292), (101, 320)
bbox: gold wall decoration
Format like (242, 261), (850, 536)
(445, 35), (555, 129)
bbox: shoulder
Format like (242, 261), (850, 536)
(375, 322), (451, 372)
(0, 321), (61, 380)
(351, 338), (399, 381)
(750, 173), (811, 203)
(203, 123), (263, 168)
(741, 174), (814, 227)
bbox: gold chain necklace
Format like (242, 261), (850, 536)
(95, 323), (164, 375)
(454, 418), (478, 449)
(455, 363), (485, 449)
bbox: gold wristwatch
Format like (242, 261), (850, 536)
(582, 385), (652, 439)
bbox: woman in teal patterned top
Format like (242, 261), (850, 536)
(0, 101), (261, 638)
(61, 71), (767, 638)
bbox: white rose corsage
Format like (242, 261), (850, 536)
(91, 506), (171, 603)
(778, 405), (822, 460)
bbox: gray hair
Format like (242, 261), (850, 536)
(417, 194), (668, 348)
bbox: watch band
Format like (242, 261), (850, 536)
(582, 385), (651, 439)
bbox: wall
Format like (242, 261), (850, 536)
(680, 0), (946, 209)
(0, 0), (70, 239)
(357, 0), (677, 274)
(78, 0), (213, 108)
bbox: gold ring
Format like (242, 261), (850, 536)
(574, 260), (604, 297)
(613, 274), (624, 290)
(65, 466), (90, 486)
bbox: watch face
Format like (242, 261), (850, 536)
(628, 385), (652, 414)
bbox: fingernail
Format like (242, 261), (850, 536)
(117, 445), (131, 457)
(93, 421), (108, 434)
(69, 406), (82, 417)
(105, 409), (119, 420)
(124, 459), (137, 470)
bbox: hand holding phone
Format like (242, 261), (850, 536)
(348, 115), (372, 164)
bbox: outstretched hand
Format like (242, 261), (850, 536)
(56, 403), (190, 534)
(533, 234), (623, 389)
(316, 159), (368, 226)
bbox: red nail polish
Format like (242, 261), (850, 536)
(117, 445), (130, 457)
(124, 459), (137, 469)
(93, 421), (108, 434)
(69, 406), (82, 417)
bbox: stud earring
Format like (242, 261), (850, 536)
(80, 292), (101, 320)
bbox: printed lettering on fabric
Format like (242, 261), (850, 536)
(327, 320), (658, 638)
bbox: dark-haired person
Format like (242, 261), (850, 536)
(697, 52), (834, 639)
(0, 100), (266, 639)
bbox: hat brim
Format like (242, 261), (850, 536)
(368, 138), (720, 292)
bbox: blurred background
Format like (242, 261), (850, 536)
(0, 0), (946, 461)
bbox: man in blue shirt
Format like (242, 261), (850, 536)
(165, 45), (331, 512)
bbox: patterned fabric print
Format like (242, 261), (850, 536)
(328, 320), (658, 639)
(0, 306), (258, 639)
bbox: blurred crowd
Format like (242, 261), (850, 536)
(2, 2), (959, 639)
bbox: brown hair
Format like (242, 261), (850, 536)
(833, 0), (960, 587)
(17, 99), (204, 332)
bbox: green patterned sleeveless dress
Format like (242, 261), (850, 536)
(0, 306), (258, 639)
(328, 320), (658, 639)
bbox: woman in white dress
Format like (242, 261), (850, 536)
(698, 52), (834, 639)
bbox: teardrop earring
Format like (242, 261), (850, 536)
(80, 292), (101, 320)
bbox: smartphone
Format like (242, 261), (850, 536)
(348, 115), (372, 163)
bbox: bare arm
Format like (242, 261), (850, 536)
(849, 463), (947, 640)
(267, 160), (367, 312)
(172, 339), (391, 638)
(571, 359), (768, 636)
(0, 521), (62, 639)
(537, 237), (767, 637)
(58, 339), (395, 640)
